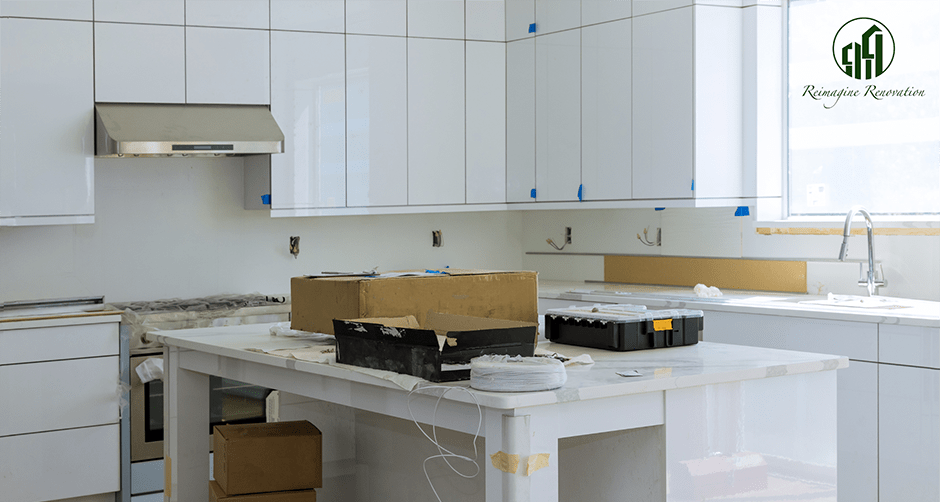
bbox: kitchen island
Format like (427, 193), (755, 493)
(150, 323), (845, 502)
(539, 280), (940, 502)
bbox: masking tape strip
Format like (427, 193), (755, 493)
(164, 455), (172, 498)
(490, 451), (551, 476)
(490, 451), (520, 474)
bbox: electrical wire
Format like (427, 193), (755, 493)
(637, 226), (660, 246)
(407, 385), (483, 502)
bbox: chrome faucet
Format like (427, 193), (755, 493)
(838, 205), (886, 296)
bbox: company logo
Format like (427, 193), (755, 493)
(833, 17), (895, 80)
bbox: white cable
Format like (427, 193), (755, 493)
(469, 355), (567, 392)
(407, 385), (483, 502)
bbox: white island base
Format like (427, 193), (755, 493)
(150, 324), (845, 502)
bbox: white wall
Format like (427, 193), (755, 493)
(0, 157), (525, 303)
(521, 208), (940, 301)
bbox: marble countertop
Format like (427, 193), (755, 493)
(539, 280), (940, 328)
(148, 322), (847, 409)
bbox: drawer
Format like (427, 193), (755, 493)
(704, 311), (878, 361)
(0, 424), (120, 501)
(880, 324), (940, 368)
(0, 356), (120, 437)
(0, 321), (118, 365)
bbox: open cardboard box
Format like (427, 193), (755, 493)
(332, 311), (538, 382)
(291, 269), (538, 335)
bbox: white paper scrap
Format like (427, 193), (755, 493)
(617, 370), (642, 377)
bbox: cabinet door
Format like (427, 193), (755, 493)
(693, 6), (744, 199)
(879, 364), (940, 501)
(186, 0), (268, 29)
(838, 360), (878, 502)
(581, 19), (631, 201)
(186, 27), (269, 105)
(632, 6), (693, 200)
(94, 0), (184, 24)
(407, 38), (465, 205)
(346, 35), (408, 207)
(466, 41), (506, 204)
(506, 38), (536, 203)
(347, 0), (406, 36)
(0, 19), (94, 225)
(408, 0), (464, 39)
(0, 0), (90, 20)
(272, 0), (345, 33)
(271, 31), (346, 209)
(95, 23), (185, 103)
(535, 29), (581, 202)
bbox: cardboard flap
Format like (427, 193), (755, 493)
(348, 315), (420, 329)
(333, 319), (439, 348)
(425, 311), (537, 332)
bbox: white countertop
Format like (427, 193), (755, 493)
(147, 322), (847, 410)
(540, 280), (940, 328)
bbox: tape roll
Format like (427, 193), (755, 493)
(469, 355), (567, 392)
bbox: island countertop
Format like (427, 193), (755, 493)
(539, 279), (940, 328)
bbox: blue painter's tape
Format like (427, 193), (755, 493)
(261, 194), (271, 205)
(734, 206), (750, 217)
(691, 180), (695, 191)
(425, 269), (446, 274)
(655, 207), (665, 211)
(529, 23), (536, 33)
(578, 184), (583, 201)
(530, 188), (537, 199)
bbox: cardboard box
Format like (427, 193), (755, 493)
(213, 421), (322, 496)
(333, 311), (538, 381)
(290, 270), (538, 335)
(209, 481), (316, 502)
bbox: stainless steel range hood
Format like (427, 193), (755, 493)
(95, 103), (284, 157)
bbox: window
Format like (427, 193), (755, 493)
(788, 0), (940, 218)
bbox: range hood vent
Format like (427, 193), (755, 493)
(95, 103), (284, 157)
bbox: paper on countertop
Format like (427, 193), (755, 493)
(617, 370), (642, 377)
(269, 322), (335, 341)
(246, 344), (424, 391)
(534, 348), (595, 366)
(693, 284), (723, 298)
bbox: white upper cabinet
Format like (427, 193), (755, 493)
(186, 27), (270, 105)
(346, 0), (406, 36)
(408, 0), (464, 39)
(408, 38), (465, 205)
(466, 41), (507, 204)
(346, 35), (408, 207)
(536, 29), (581, 202)
(632, 6), (693, 200)
(506, 38), (536, 203)
(186, 0), (269, 29)
(0, 0), (91, 20)
(467, 0), (506, 41)
(535, 0), (580, 35)
(0, 18), (94, 226)
(94, 0), (184, 24)
(581, 19), (631, 201)
(633, 5), (745, 201)
(582, 0), (631, 25)
(506, 0), (535, 41)
(271, 31), (346, 210)
(272, 0), (345, 33)
(95, 23), (186, 103)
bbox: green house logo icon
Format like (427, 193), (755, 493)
(833, 17), (895, 80)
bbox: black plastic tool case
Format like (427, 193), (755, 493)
(544, 304), (703, 351)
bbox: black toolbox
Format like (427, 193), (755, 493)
(544, 304), (703, 351)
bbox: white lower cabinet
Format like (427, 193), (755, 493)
(0, 314), (121, 502)
(838, 360), (878, 502)
(879, 364), (940, 501)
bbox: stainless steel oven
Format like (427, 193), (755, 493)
(129, 352), (278, 463)
(113, 294), (290, 501)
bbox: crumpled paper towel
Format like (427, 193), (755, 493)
(694, 283), (723, 298)
(135, 357), (164, 383)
